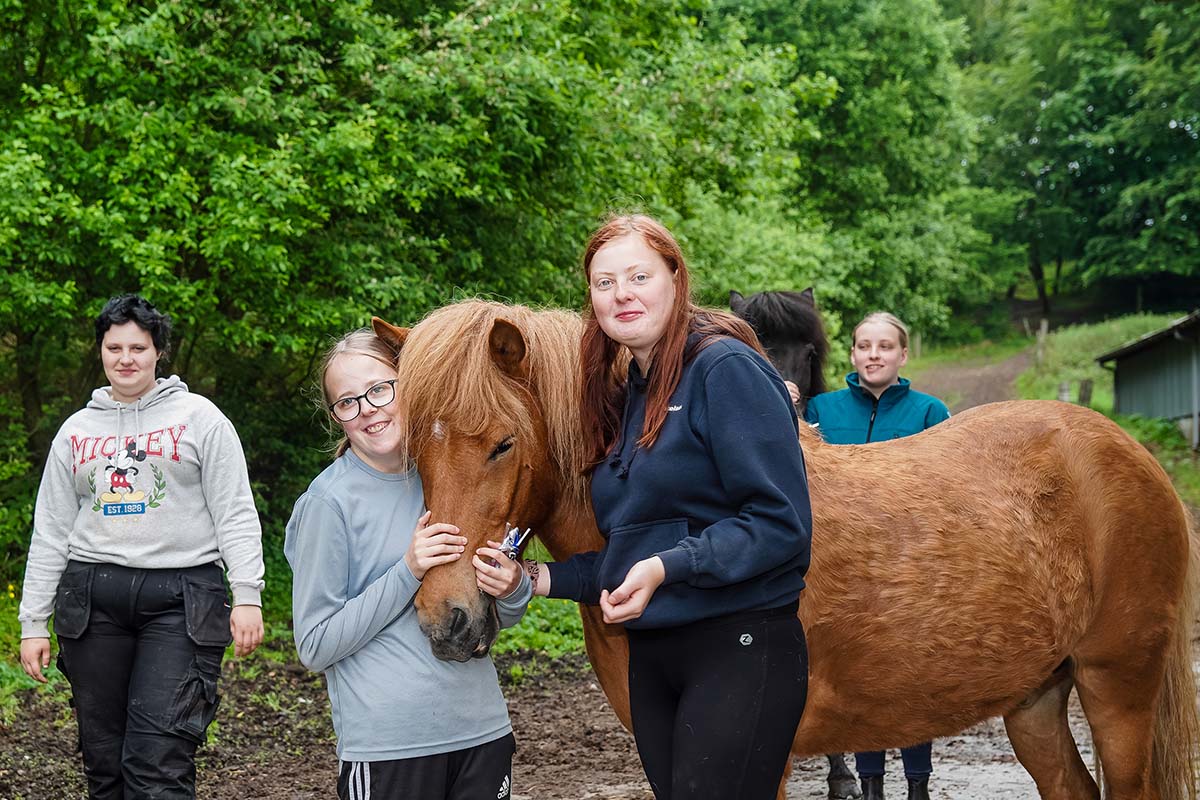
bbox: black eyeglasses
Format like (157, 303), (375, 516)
(328, 380), (397, 422)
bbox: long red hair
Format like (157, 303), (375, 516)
(580, 214), (765, 466)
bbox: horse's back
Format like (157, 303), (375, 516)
(797, 400), (1189, 750)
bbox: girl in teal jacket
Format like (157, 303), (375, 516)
(803, 312), (949, 800)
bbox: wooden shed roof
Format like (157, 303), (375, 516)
(1095, 310), (1200, 364)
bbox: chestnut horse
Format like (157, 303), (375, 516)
(374, 301), (1199, 800)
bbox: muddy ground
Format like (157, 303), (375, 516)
(0, 646), (1110, 800)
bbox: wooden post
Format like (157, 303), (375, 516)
(1058, 381), (1071, 402)
(913, 332), (922, 360)
(1036, 318), (1049, 366)
(1077, 379), (1093, 407)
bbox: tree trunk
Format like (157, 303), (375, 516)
(1053, 252), (1063, 296)
(1028, 236), (1050, 316)
(15, 327), (49, 457)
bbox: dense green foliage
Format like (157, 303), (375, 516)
(951, 0), (1200, 309)
(0, 0), (977, 599)
(2, 0), (1197, 632)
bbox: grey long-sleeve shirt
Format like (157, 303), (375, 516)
(284, 448), (530, 761)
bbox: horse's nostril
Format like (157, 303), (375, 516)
(449, 607), (469, 639)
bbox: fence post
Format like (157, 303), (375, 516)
(1077, 379), (1093, 408)
(1058, 381), (1071, 402)
(1036, 318), (1049, 366)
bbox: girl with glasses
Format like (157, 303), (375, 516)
(284, 329), (531, 800)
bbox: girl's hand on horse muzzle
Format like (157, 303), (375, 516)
(405, 511), (467, 580)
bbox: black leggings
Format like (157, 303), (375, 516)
(627, 602), (808, 800)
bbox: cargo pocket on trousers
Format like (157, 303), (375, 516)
(52, 566), (94, 639)
(182, 576), (233, 647)
(169, 661), (221, 743)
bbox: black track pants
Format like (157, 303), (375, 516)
(627, 602), (808, 800)
(337, 733), (516, 800)
(55, 561), (231, 800)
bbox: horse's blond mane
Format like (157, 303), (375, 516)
(394, 300), (591, 509)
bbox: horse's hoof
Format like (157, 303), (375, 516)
(829, 776), (864, 800)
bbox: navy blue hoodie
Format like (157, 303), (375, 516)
(547, 334), (812, 629)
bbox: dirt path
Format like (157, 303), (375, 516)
(911, 348), (1032, 413)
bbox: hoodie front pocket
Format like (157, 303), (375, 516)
(599, 518), (689, 591)
(53, 565), (95, 640)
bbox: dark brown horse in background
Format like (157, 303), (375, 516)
(374, 301), (1199, 800)
(729, 288), (828, 417)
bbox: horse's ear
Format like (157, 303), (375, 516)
(729, 290), (746, 314)
(371, 317), (409, 363)
(800, 287), (815, 304)
(489, 318), (528, 378)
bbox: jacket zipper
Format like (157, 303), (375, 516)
(866, 397), (880, 442)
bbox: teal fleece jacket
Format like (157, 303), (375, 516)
(803, 373), (949, 444)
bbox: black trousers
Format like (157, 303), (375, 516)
(337, 733), (516, 800)
(54, 560), (231, 800)
(627, 602), (808, 800)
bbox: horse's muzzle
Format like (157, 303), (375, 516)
(422, 595), (501, 663)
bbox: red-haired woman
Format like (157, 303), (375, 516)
(524, 214), (813, 799)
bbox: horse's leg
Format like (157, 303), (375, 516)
(826, 753), (862, 799)
(1003, 661), (1100, 800)
(776, 756), (794, 800)
(1072, 657), (1162, 800)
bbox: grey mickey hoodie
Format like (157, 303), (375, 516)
(19, 375), (265, 639)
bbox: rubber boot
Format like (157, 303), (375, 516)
(861, 776), (884, 800)
(906, 778), (931, 800)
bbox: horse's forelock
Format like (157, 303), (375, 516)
(740, 291), (823, 341)
(394, 301), (591, 509)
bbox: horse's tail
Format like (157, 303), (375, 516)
(1151, 504), (1200, 800)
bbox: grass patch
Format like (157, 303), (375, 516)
(1014, 313), (1178, 415)
(492, 595), (585, 660)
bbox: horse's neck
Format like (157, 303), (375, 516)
(540, 493), (605, 560)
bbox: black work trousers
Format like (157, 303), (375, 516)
(54, 560), (232, 800)
(626, 602), (808, 800)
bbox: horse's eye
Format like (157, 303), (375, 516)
(489, 437), (514, 461)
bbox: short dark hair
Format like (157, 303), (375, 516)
(95, 294), (172, 358)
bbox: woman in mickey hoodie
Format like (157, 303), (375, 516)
(18, 294), (265, 800)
